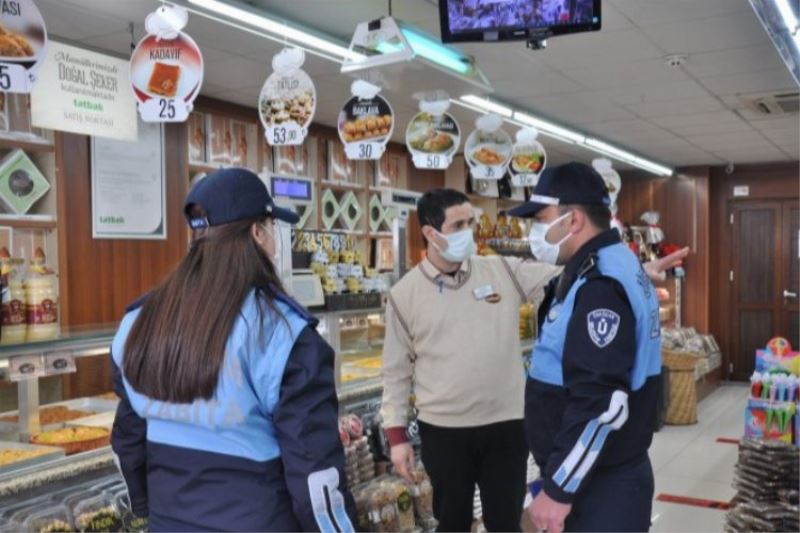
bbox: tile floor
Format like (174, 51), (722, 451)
(649, 383), (748, 533)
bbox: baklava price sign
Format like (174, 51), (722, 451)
(0, 0), (48, 93)
(130, 5), (203, 123)
(338, 80), (394, 161)
(259, 47), (316, 146)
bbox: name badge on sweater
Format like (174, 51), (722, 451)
(474, 285), (501, 303)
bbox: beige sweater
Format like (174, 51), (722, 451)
(380, 256), (560, 431)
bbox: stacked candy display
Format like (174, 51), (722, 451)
(745, 337), (800, 445)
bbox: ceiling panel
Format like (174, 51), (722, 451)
(624, 96), (726, 119)
(699, 68), (797, 96)
(509, 92), (636, 125)
(641, 9), (768, 54)
(684, 45), (787, 78)
(534, 29), (665, 71)
(37, 0), (139, 40)
(609, 0), (751, 28)
(560, 59), (689, 90)
(204, 57), (272, 90)
(599, 79), (712, 106)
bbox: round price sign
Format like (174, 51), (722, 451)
(509, 128), (547, 188)
(406, 111), (460, 170)
(338, 93), (394, 161)
(0, 0), (47, 93)
(465, 127), (512, 180)
(260, 48), (316, 146)
(130, 7), (203, 123)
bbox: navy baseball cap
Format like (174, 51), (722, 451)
(508, 162), (611, 218)
(184, 167), (300, 229)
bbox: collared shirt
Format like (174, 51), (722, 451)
(380, 255), (560, 435)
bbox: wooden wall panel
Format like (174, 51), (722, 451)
(56, 125), (189, 328)
(709, 162), (799, 378)
(615, 168), (710, 332)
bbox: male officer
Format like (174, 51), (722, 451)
(510, 163), (665, 533)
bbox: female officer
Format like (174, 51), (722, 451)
(111, 168), (355, 532)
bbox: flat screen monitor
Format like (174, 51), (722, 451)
(439, 0), (601, 43)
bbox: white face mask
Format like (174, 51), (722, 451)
(433, 228), (476, 263)
(528, 211), (574, 265)
(261, 221), (282, 262)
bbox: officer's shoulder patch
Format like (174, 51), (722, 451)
(587, 309), (620, 348)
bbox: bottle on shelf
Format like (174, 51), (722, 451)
(0, 247), (27, 345)
(24, 247), (59, 342)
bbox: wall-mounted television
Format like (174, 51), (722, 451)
(439, 0), (601, 43)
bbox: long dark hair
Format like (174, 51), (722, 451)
(123, 213), (285, 403)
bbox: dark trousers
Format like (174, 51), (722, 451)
(564, 455), (655, 532)
(419, 419), (528, 533)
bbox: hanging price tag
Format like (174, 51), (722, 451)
(130, 6), (203, 124)
(0, 63), (32, 93)
(9, 355), (44, 381)
(509, 128), (546, 188)
(267, 123), (304, 146)
(465, 113), (512, 182)
(138, 97), (190, 123)
(345, 141), (385, 160)
(260, 48), (316, 147)
(44, 351), (76, 376)
(407, 106), (460, 171)
(338, 81), (393, 161)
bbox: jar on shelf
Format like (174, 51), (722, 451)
(1, 251), (27, 345)
(24, 247), (59, 342)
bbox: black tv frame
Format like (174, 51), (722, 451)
(438, 0), (602, 44)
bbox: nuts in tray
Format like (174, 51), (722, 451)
(0, 405), (95, 425)
(0, 448), (52, 466)
(31, 427), (110, 455)
(36, 519), (72, 533)
(75, 507), (122, 532)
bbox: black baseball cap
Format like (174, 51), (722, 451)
(184, 167), (300, 229)
(508, 162), (611, 218)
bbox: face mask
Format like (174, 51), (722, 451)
(528, 211), (574, 265)
(433, 228), (475, 263)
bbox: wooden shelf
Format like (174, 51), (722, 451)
(321, 180), (366, 192)
(0, 135), (55, 153)
(368, 231), (393, 238)
(317, 228), (367, 236)
(189, 162), (225, 174)
(0, 214), (57, 229)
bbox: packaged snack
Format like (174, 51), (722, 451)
(71, 494), (122, 532)
(18, 505), (73, 533)
(368, 482), (400, 533)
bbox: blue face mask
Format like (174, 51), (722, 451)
(434, 228), (476, 263)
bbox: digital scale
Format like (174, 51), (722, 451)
(290, 272), (325, 308)
(266, 174), (315, 229)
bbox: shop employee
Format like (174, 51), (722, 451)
(381, 187), (683, 532)
(509, 163), (665, 533)
(111, 168), (355, 532)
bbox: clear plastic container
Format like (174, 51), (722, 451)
(112, 491), (148, 533)
(19, 504), (73, 533)
(1, 496), (50, 520)
(72, 494), (122, 532)
(1, 257), (27, 344)
(24, 266), (59, 342)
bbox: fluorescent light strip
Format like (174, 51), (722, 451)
(514, 111), (586, 144)
(459, 94), (513, 117)
(457, 95), (672, 176)
(775, 0), (799, 35)
(402, 28), (472, 75)
(187, 0), (363, 61)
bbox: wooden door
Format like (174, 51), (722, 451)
(781, 202), (800, 350)
(730, 200), (799, 380)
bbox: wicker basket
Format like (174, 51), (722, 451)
(662, 350), (699, 425)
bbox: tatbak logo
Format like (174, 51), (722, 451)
(0, 1), (21, 16)
(99, 216), (124, 224)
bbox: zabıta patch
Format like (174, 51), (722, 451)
(587, 309), (620, 348)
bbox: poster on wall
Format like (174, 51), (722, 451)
(259, 47), (315, 147)
(31, 41), (137, 141)
(338, 80), (393, 161)
(0, 0), (47, 94)
(130, 5), (203, 123)
(91, 120), (166, 240)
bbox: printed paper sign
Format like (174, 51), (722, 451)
(407, 111), (460, 170)
(465, 113), (511, 181)
(509, 128), (547, 187)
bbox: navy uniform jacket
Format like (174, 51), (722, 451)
(526, 230), (662, 504)
(110, 289), (356, 532)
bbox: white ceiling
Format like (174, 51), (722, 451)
(34, 0), (800, 169)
